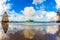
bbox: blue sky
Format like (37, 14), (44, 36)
(7, 0), (56, 12)
(0, 0), (60, 21)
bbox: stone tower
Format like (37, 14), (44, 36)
(1, 12), (9, 33)
(56, 10), (60, 36)
(1, 12), (9, 22)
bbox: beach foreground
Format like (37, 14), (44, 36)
(0, 29), (60, 40)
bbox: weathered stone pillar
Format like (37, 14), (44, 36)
(56, 10), (60, 36)
(1, 12), (9, 33)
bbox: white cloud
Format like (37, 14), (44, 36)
(32, 0), (46, 5)
(18, 6), (36, 20)
(23, 7), (36, 17)
(0, 0), (11, 15)
(8, 10), (25, 21)
(10, 9), (57, 21)
(8, 10), (17, 21)
(33, 10), (57, 21)
(12, 15), (25, 21)
(9, 6), (36, 21)
(55, 0), (60, 9)
(33, 15), (44, 21)
(46, 12), (57, 21)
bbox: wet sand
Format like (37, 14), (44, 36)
(0, 30), (60, 40)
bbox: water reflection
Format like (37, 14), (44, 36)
(0, 23), (60, 40)
(8, 23), (58, 34)
(1, 22), (8, 33)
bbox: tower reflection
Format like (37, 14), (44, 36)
(1, 22), (8, 33)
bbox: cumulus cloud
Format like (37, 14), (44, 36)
(8, 10), (18, 21)
(9, 10), (57, 21)
(20, 7), (36, 20)
(8, 10), (25, 21)
(55, 0), (60, 9)
(23, 7), (36, 17)
(0, 0), (11, 15)
(11, 14), (25, 21)
(33, 10), (57, 21)
(46, 12), (57, 21)
(32, 0), (46, 5)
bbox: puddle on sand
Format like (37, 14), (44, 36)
(0, 23), (60, 40)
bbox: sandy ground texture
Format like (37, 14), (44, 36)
(0, 30), (60, 40)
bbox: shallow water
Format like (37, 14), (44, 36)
(0, 22), (60, 40)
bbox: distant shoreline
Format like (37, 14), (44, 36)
(0, 21), (57, 23)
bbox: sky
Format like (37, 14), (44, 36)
(0, 0), (60, 21)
